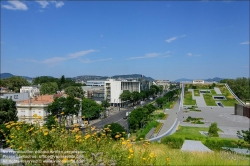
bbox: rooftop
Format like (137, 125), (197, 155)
(16, 95), (54, 105)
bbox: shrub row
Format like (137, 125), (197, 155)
(161, 136), (184, 149)
(154, 123), (163, 134)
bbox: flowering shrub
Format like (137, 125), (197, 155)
(1, 116), (164, 166)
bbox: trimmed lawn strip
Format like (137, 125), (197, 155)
(203, 94), (217, 106)
(194, 90), (200, 96)
(162, 126), (247, 151)
(184, 91), (196, 105)
(211, 89), (217, 95)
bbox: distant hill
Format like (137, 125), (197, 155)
(111, 74), (154, 81)
(0, 73), (33, 80)
(174, 77), (225, 83)
(71, 74), (154, 82)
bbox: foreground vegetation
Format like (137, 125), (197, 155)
(2, 120), (249, 165)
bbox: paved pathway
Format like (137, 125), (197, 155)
(181, 140), (213, 152)
(156, 99), (180, 136)
(214, 87), (222, 94)
(188, 89), (207, 107)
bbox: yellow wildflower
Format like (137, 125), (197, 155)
(62, 158), (68, 164)
(129, 148), (133, 153)
(142, 158), (146, 161)
(44, 131), (48, 136)
(60, 112), (64, 115)
(85, 134), (91, 139)
(6, 125), (11, 129)
(18, 146), (22, 150)
(122, 141), (126, 145)
(115, 135), (120, 139)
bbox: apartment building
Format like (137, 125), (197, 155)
(20, 85), (40, 98)
(86, 79), (140, 107)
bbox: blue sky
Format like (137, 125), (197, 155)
(1, 1), (249, 81)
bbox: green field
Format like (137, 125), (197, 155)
(203, 94), (217, 106)
(194, 89), (200, 96)
(163, 126), (247, 151)
(184, 84), (238, 107)
(183, 91), (196, 105)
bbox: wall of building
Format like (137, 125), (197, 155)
(1, 93), (29, 101)
(235, 103), (250, 118)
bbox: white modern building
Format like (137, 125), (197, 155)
(156, 80), (170, 90)
(86, 81), (105, 86)
(20, 85), (40, 98)
(193, 80), (205, 84)
(86, 79), (140, 107)
(105, 79), (140, 107)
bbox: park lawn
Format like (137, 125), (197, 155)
(194, 89), (200, 96)
(203, 94), (217, 106)
(211, 89), (217, 95)
(221, 99), (238, 106)
(166, 126), (245, 151)
(184, 91), (196, 105)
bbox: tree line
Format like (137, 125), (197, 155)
(119, 85), (163, 106)
(220, 77), (250, 102)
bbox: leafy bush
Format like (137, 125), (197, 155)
(104, 122), (126, 139)
(208, 122), (219, 137)
(161, 136), (184, 149)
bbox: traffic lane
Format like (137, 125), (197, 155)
(92, 109), (131, 129)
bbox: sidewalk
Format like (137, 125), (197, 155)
(156, 99), (180, 136)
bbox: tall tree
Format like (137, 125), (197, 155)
(0, 98), (18, 146)
(101, 100), (110, 117)
(81, 98), (102, 120)
(64, 86), (85, 99)
(40, 82), (58, 95)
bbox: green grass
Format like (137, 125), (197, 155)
(211, 89), (217, 95)
(203, 94), (217, 106)
(184, 91), (196, 105)
(194, 89), (200, 96)
(136, 120), (159, 140)
(162, 126), (249, 151)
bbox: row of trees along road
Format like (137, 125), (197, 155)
(220, 77), (250, 102)
(119, 85), (163, 106)
(128, 89), (179, 132)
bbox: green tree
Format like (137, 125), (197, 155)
(130, 91), (140, 105)
(47, 96), (80, 126)
(82, 98), (102, 120)
(156, 98), (164, 108)
(101, 100), (110, 117)
(32, 76), (59, 85)
(208, 122), (219, 137)
(0, 98), (18, 146)
(40, 82), (58, 95)
(120, 90), (131, 106)
(64, 86), (85, 99)
(104, 122), (126, 139)
(237, 130), (250, 144)
(128, 107), (146, 130)
(0, 76), (30, 92)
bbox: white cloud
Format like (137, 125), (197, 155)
(165, 36), (178, 43)
(55, 1), (64, 8)
(240, 41), (249, 45)
(128, 51), (171, 60)
(19, 49), (98, 65)
(2, 0), (28, 11)
(36, 1), (49, 8)
(81, 58), (112, 64)
(68, 49), (98, 58)
(165, 34), (186, 43)
(187, 53), (201, 57)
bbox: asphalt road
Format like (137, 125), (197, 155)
(92, 109), (130, 130)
